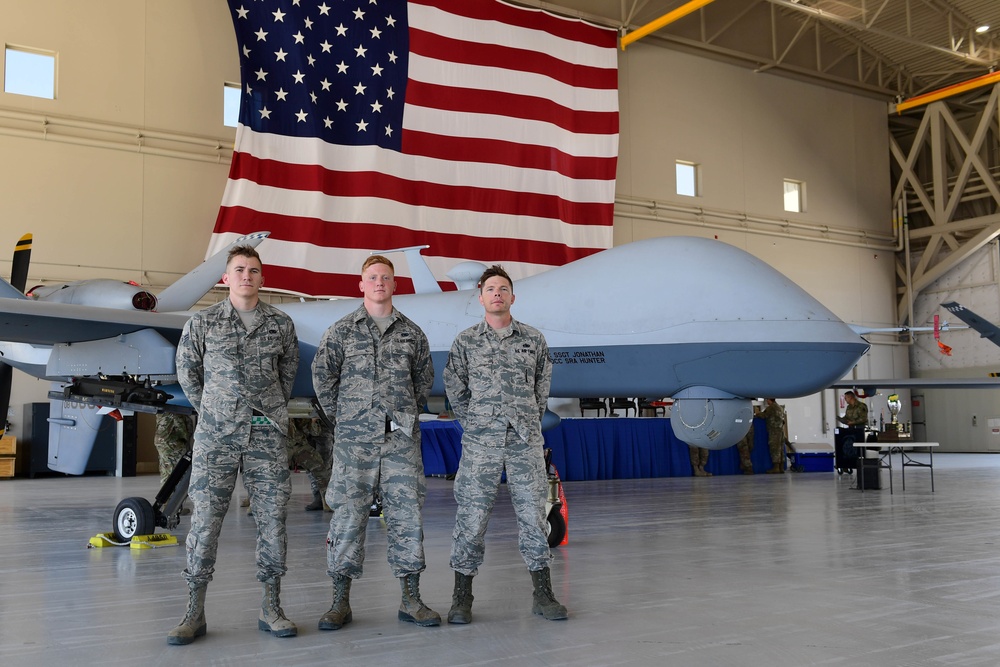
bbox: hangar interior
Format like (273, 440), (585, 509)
(2, 1), (1000, 663)
(2, 0), (999, 452)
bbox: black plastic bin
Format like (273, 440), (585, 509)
(834, 426), (866, 472)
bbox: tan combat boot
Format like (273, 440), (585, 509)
(447, 572), (474, 624)
(318, 573), (353, 630)
(259, 579), (298, 637)
(398, 573), (441, 627)
(167, 583), (207, 645)
(530, 568), (568, 620)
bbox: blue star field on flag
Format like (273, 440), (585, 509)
(233, 0), (408, 149)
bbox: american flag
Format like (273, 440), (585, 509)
(209, 0), (619, 296)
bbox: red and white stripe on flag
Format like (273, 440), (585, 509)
(209, 0), (619, 297)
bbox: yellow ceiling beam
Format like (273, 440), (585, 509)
(894, 71), (1000, 114)
(620, 0), (717, 50)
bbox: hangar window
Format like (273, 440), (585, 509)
(676, 161), (699, 197)
(4, 46), (55, 99)
(223, 82), (241, 128)
(783, 179), (805, 212)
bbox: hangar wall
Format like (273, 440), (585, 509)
(611, 42), (901, 444)
(0, 0), (236, 286)
(910, 242), (1000, 452)
(0, 0), (240, 442)
(0, 1), (899, 448)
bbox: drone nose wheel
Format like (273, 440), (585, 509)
(113, 497), (155, 543)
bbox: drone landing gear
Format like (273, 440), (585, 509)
(89, 448), (192, 548)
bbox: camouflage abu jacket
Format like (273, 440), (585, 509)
(443, 318), (551, 444)
(311, 303), (433, 443)
(843, 400), (869, 427)
(176, 298), (299, 434)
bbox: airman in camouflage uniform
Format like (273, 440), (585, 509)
(736, 419), (754, 474)
(755, 398), (786, 474)
(689, 445), (712, 476)
(443, 265), (567, 625)
(286, 418), (333, 511)
(312, 255), (439, 630)
(154, 411), (195, 517)
(154, 412), (194, 485)
(167, 245), (300, 645)
(837, 391), (869, 427)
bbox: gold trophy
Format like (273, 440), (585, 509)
(885, 394), (901, 432)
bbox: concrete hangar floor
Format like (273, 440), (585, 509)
(1, 455), (999, 666)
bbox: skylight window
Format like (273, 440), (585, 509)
(4, 46), (55, 99)
(783, 179), (805, 213)
(223, 82), (241, 127)
(676, 161), (699, 197)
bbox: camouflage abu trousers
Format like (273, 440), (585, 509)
(689, 446), (709, 468)
(156, 438), (189, 485)
(306, 431), (333, 499)
(737, 425), (754, 471)
(450, 425), (551, 576)
(768, 432), (785, 464)
(184, 422), (291, 586)
(325, 429), (427, 579)
(737, 441), (753, 470)
(154, 412), (193, 484)
(286, 418), (333, 498)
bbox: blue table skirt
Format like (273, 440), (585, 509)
(420, 418), (775, 481)
(419, 419), (465, 476)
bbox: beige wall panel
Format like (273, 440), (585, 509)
(615, 39), (894, 321)
(746, 236), (847, 301)
(1, 0), (145, 123)
(619, 44), (747, 211)
(851, 100), (892, 230)
(143, 1), (240, 135)
(139, 155), (231, 287)
(615, 54), (633, 198)
(617, 44), (890, 239)
(611, 215), (635, 246)
(0, 135), (144, 283)
(917, 386), (1000, 453)
(742, 236), (896, 325)
(739, 78), (856, 220)
(135, 412), (158, 473)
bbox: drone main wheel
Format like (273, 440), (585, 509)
(113, 497), (155, 543)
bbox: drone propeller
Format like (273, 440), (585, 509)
(0, 233), (31, 435)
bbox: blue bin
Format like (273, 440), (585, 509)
(794, 452), (834, 473)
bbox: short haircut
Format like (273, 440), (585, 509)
(227, 245), (262, 267)
(477, 264), (513, 293)
(362, 254), (394, 274)
(844, 390), (857, 398)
